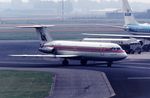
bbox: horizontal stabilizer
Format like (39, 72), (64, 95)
(16, 25), (55, 28)
(16, 25), (55, 46)
(10, 54), (78, 58)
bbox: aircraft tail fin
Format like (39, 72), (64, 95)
(17, 25), (54, 47)
(122, 0), (138, 25)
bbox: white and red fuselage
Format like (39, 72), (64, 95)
(42, 41), (127, 61)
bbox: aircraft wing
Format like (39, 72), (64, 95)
(93, 24), (124, 29)
(83, 33), (150, 39)
(10, 54), (79, 58)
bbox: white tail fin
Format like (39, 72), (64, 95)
(36, 27), (53, 46)
(122, 0), (138, 25)
(17, 25), (54, 47)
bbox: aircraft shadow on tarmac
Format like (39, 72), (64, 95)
(1, 57), (150, 69)
(0, 60), (127, 69)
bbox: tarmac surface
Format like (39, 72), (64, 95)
(1, 40), (150, 98)
(0, 67), (115, 98)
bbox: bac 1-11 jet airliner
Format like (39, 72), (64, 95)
(10, 25), (127, 67)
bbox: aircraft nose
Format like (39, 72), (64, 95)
(122, 51), (128, 59)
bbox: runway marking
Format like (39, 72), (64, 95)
(115, 65), (150, 70)
(128, 77), (150, 80)
(117, 62), (150, 66)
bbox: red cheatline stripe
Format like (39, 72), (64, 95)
(49, 46), (124, 53)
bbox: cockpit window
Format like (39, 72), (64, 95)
(111, 47), (121, 51)
(117, 48), (121, 50)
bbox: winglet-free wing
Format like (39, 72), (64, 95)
(10, 54), (78, 58)
(83, 33), (150, 39)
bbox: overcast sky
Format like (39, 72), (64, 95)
(0, 0), (150, 3)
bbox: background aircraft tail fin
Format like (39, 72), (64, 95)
(122, 0), (138, 25)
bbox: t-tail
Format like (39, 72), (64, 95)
(17, 25), (54, 47)
(122, 0), (138, 26)
(17, 25), (55, 53)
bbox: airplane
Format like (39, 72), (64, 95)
(10, 25), (127, 67)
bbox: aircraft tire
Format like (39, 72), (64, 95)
(62, 59), (69, 66)
(80, 60), (87, 66)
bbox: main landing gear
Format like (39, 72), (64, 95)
(62, 59), (113, 67)
(62, 59), (88, 66)
(62, 59), (69, 66)
(80, 59), (87, 66)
